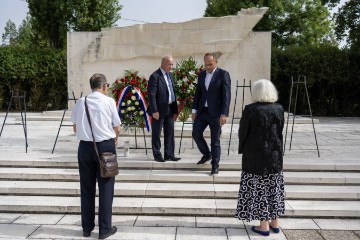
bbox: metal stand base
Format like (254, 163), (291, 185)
(284, 76), (320, 157)
(227, 79), (251, 155)
(0, 90), (28, 152)
(52, 91), (82, 153)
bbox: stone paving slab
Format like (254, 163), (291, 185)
(1, 214), (360, 239)
(135, 216), (195, 227)
(176, 227), (227, 240)
(280, 218), (319, 230)
(314, 219), (360, 231)
(0, 223), (40, 239)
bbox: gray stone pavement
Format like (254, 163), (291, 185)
(0, 112), (359, 239)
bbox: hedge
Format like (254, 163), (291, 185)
(271, 45), (360, 116)
(0, 44), (359, 116)
(0, 46), (67, 111)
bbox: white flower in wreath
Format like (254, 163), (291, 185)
(177, 82), (182, 87)
(132, 106), (136, 111)
(132, 90), (136, 94)
(127, 107), (132, 111)
(134, 111), (138, 115)
(121, 102), (125, 106)
(127, 100), (131, 105)
(139, 110), (144, 115)
(135, 101), (139, 106)
(121, 110), (125, 114)
(183, 77), (188, 83)
(189, 70), (195, 76)
(131, 96), (136, 101)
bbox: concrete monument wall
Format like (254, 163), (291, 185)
(67, 7), (271, 118)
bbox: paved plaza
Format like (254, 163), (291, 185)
(0, 112), (359, 239)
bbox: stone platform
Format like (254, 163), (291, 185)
(0, 112), (359, 239)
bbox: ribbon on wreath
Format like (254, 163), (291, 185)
(116, 85), (151, 132)
(177, 98), (188, 114)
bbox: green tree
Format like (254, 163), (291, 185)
(26, 0), (69, 49)
(204, 0), (333, 48)
(335, 0), (360, 49)
(26, 0), (122, 49)
(2, 20), (18, 45)
(69, 0), (122, 31)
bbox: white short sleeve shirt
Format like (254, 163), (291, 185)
(70, 91), (121, 142)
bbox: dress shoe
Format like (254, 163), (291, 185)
(211, 165), (219, 175)
(83, 231), (91, 237)
(154, 156), (165, 162)
(197, 155), (211, 164)
(99, 226), (117, 239)
(165, 156), (181, 161)
(251, 226), (270, 236)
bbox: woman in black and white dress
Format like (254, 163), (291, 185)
(235, 79), (285, 237)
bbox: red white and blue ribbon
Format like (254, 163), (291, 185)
(116, 85), (151, 132)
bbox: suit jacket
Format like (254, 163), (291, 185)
(238, 102), (284, 175)
(147, 68), (178, 118)
(192, 68), (231, 118)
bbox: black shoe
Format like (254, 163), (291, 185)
(197, 155), (212, 164)
(99, 226), (117, 239)
(164, 156), (181, 161)
(211, 166), (219, 175)
(154, 156), (165, 162)
(83, 231), (91, 237)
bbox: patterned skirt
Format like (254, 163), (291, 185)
(235, 171), (285, 222)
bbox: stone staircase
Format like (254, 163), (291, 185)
(1, 113), (360, 223)
(0, 153), (359, 218)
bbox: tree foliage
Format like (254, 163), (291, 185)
(69, 0), (122, 31)
(2, 20), (18, 45)
(0, 46), (67, 110)
(204, 0), (333, 48)
(271, 45), (360, 116)
(26, 0), (122, 49)
(334, 0), (360, 49)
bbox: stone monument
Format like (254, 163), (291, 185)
(67, 7), (271, 117)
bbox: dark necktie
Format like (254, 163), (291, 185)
(166, 73), (176, 103)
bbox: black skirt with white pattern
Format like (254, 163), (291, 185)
(235, 171), (285, 222)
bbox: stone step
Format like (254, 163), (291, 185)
(1, 168), (359, 185)
(0, 195), (358, 217)
(1, 181), (359, 200)
(1, 156), (360, 171)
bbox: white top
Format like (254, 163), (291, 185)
(70, 91), (121, 142)
(161, 68), (173, 104)
(204, 68), (216, 107)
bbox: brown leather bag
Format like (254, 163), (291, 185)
(85, 97), (119, 178)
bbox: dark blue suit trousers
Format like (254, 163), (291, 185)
(77, 139), (115, 236)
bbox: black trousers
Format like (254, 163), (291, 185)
(77, 139), (115, 236)
(192, 108), (222, 167)
(151, 106), (175, 159)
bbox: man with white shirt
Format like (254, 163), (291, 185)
(192, 53), (231, 175)
(70, 73), (120, 239)
(147, 55), (181, 162)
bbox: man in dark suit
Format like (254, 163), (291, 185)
(147, 55), (181, 162)
(192, 52), (231, 175)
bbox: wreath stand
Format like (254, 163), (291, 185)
(284, 75), (320, 157)
(130, 124), (148, 155)
(52, 91), (82, 153)
(178, 119), (194, 155)
(227, 79), (252, 156)
(0, 90), (28, 153)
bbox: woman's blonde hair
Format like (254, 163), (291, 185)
(251, 79), (278, 103)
